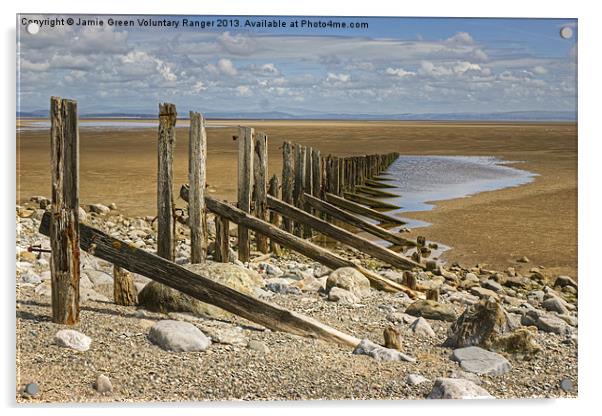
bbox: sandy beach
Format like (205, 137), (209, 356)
(17, 120), (577, 277)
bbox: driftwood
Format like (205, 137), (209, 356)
(302, 193), (415, 247)
(266, 195), (422, 271)
(204, 196), (419, 297)
(39, 212), (360, 347)
(324, 192), (406, 225)
(49, 96), (80, 325)
(364, 179), (397, 189)
(343, 192), (399, 210)
(355, 185), (400, 198)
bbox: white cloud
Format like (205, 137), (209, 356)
(453, 61), (482, 74)
(418, 61), (453, 77)
(217, 58), (238, 76)
(533, 65), (548, 75)
(445, 32), (475, 45)
(156, 59), (177, 82)
(326, 73), (350, 83)
(217, 31), (257, 56)
(236, 85), (251, 96)
(385, 67), (415, 77)
(20, 59), (50, 72)
(193, 81), (206, 92)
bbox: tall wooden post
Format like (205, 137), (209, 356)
(293, 144), (306, 237)
(268, 174), (282, 256)
(253, 132), (269, 253)
(303, 146), (313, 238)
(49, 96), (80, 325)
(281, 141), (294, 233)
(311, 148), (322, 198)
(189, 111), (208, 263)
(157, 103), (177, 261)
(237, 126), (254, 262)
(214, 216), (230, 263)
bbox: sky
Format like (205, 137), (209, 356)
(17, 15), (577, 116)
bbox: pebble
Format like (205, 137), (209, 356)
(559, 378), (573, 392)
(409, 317), (436, 337)
(352, 339), (416, 363)
(481, 279), (503, 293)
(148, 320), (211, 352)
(427, 378), (494, 399)
(328, 287), (360, 304)
(94, 374), (113, 393)
(542, 297), (569, 315)
(248, 340), (270, 354)
(24, 383), (39, 396)
(21, 271), (41, 284)
(405, 299), (457, 322)
(517, 256), (530, 263)
(89, 203), (111, 214)
(54, 329), (92, 352)
(406, 374), (429, 386)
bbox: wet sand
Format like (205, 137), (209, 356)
(16, 120), (577, 277)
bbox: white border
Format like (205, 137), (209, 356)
(3, 1), (599, 415)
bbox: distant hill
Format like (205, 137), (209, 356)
(17, 109), (576, 122)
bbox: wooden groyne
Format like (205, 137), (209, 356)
(42, 97), (430, 344)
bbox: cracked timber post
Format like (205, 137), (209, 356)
(49, 96), (80, 324)
(189, 111), (208, 263)
(237, 126), (254, 262)
(157, 103), (177, 261)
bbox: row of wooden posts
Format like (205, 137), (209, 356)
(45, 97), (423, 346)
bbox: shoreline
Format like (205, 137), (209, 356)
(17, 121), (577, 281)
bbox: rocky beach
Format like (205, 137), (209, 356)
(16, 197), (578, 402)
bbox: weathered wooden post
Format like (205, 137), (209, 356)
(268, 174), (282, 256)
(113, 266), (137, 306)
(157, 103), (177, 261)
(49, 96), (80, 325)
(253, 132), (269, 253)
(293, 144), (306, 237)
(281, 141), (295, 233)
(303, 146), (313, 238)
(237, 126), (254, 262)
(311, 148), (322, 219)
(214, 215), (230, 263)
(189, 111), (208, 263)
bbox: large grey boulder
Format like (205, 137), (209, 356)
(352, 339), (416, 363)
(148, 320), (211, 352)
(138, 262), (262, 319)
(405, 299), (457, 322)
(326, 267), (371, 298)
(451, 346), (511, 376)
(427, 378), (494, 399)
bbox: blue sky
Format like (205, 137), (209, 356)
(17, 15), (577, 115)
